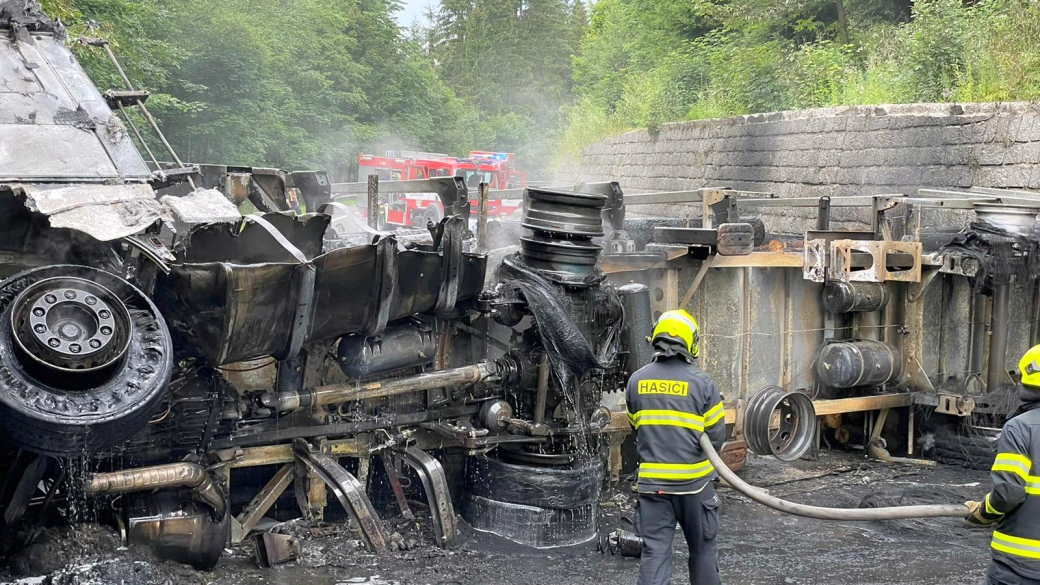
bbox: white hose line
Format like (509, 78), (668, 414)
(699, 434), (969, 521)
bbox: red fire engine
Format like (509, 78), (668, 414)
(357, 151), (526, 228)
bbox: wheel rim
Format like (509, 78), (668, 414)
(10, 276), (132, 387)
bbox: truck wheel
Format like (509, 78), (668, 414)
(422, 206), (443, 227)
(466, 455), (603, 509)
(462, 455), (604, 547)
(0, 266), (173, 456)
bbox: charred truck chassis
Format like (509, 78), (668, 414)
(5, 5), (1040, 571)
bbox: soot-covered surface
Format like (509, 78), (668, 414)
(0, 451), (992, 585)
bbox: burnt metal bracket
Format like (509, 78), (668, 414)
(3, 455), (50, 526)
(436, 177), (470, 222)
(149, 164), (201, 187)
(231, 463), (294, 544)
(293, 440), (389, 553)
(709, 192), (739, 225)
(362, 236), (398, 336)
(103, 89), (150, 108)
(242, 215), (315, 359)
(122, 234), (174, 274)
(817, 196), (831, 230)
(380, 453), (414, 520)
(907, 266), (941, 303)
(392, 446), (458, 548)
(435, 216), (465, 317)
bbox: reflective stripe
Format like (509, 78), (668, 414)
(994, 453), (1033, 476)
(993, 531), (1040, 560)
(992, 453), (1040, 495)
(638, 460), (714, 481)
(630, 409), (705, 431)
(985, 493), (1004, 516)
(704, 401), (725, 427)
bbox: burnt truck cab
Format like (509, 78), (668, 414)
(0, 2), (654, 571)
(0, 9), (181, 455)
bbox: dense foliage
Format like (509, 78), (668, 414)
(560, 0), (1040, 154)
(43, 0), (506, 178)
(42, 0), (1040, 173)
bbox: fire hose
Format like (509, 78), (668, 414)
(698, 433), (969, 520)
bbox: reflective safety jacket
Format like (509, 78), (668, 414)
(984, 407), (1040, 578)
(626, 356), (726, 494)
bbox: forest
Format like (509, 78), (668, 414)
(41, 0), (1040, 178)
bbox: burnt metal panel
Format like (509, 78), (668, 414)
(0, 34), (150, 182)
(165, 263), (296, 364)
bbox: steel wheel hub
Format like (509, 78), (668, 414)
(11, 277), (132, 384)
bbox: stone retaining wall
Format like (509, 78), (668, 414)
(557, 102), (1040, 231)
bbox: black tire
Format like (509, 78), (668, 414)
(0, 266), (173, 456)
(462, 495), (598, 548)
(466, 455), (604, 509)
(930, 427), (997, 470)
(422, 205), (443, 227)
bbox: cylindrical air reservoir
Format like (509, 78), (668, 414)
(618, 283), (653, 375)
(823, 281), (887, 314)
(337, 324), (436, 379)
(815, 340), (902, 389)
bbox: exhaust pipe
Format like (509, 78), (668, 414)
(85, 462), (227, 518)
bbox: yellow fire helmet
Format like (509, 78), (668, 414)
(1020, 344), (1040, 387)
(651, 309), (700, 358)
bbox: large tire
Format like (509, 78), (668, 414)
(462, 495), (598, 548)
(422, 205), (443, 227)
(0, 266), (173, 456)
(466, 455), (604, 509)
(930, 427), (997, 470)
(462, 455), (604, 548)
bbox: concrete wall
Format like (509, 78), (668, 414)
(558, 102), (1040, 231)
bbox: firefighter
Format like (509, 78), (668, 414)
(966, 344), (1040, 585)
(626, 309), (726, 585)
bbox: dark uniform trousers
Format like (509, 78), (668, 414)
(636, 483), (722, 585)
(627, 356), (726, 585)
(988, 561), (1040, 585)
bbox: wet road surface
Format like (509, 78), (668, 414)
(1, 451), (992, 584)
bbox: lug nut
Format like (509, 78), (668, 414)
(32, 308), (44, 317)
(69, 344), (81, 353)
(48, 338), (60, 348)
(44, 294), (56, 304)
(99, 310), (111, 319)
(89, 339), (101, 349)
(100, 326), (112, 336)
(64, 290), (76, 300)
(86, 296), (97, 305)
(34, 324), (46, 334)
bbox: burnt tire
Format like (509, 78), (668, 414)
(462, 495), (598, 548)
(466, 456), (604, 509)
(930, 427), (997, 470)
(0, 266), (173, 456)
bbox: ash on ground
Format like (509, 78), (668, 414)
(1, 451), (993, 585)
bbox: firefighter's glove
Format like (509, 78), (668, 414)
(965, 500), (998, 527)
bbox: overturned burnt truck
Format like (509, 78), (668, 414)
(0, 2), (697, 568)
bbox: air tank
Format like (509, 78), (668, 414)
(618, 283), (653, 376)
(815, 340), (901, 389)
(337, 323), (436, 379)
(823, 281), (887, 313)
